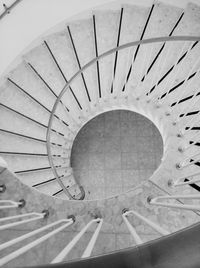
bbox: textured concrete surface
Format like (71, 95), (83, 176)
(1, 1), (200, 267)
(0, 168), (199, 267)
(71, 110), (163, 200)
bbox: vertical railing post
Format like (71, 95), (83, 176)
(123, 209), (169, 236)
(0, 216), (74, 267)
(122, 213), (143, 245)
(82, 218), (103, 258)
(51, 218), (102, 263)
(0, 199), (25, 209)
(0, 211), (48, 230)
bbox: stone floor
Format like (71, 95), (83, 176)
(71, 110), (163, 200)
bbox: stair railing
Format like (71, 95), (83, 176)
(0, 207), (76, 267)
(0, 0), (22, 20)
(0, 191), (102, 266)
(122, 208), (170, 236)
(52, 217), (103, 263)
(147, 194), (200, 211)
(46, 36), (200, 201)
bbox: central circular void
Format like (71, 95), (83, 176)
(71, 110), (163, 200)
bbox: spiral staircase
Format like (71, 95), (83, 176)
(1, 0), (200, 267)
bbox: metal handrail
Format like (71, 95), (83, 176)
(0, 0), (22, 20)
(46, 36), (200, 200)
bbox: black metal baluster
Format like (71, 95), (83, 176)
(184, 178), (200, 192)
(27, 62), (70, 112)
(160, 71), (197, 99)
(0, 151), (62, 157)
(141, 13), (184, 82)
(7, 77), (69, 127)
(0, 128), (45, 143)
(32, 177), (56, 187)
(52, 189), (63, 196)
(15, 165), (62, 174)
(0, 103), (64, 137)
(44, 40), (82, 110)
(67, 25), (91, 102)
(171, 92), (200, 107)
(93, 15), (102, 98)
(0, 151), (48, 156)
(0, 128), (62, 147)
(111, 8), (123, 94)
(122, 4), (155, 91)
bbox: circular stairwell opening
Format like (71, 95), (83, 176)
(71, 110), (163, 200)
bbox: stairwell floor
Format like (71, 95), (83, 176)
(71, 110), (163, 200)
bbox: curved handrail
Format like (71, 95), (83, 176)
(78, 186), (85, 200)
(46, 36), (200, 200)
(0, 0), (23, 20)
(23, 221), (200, 268)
